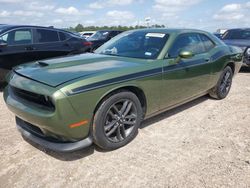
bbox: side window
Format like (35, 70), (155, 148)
(0, 29), (32, 45)
(168, 33), (205, 58)
(199, 34), (215, 52)
(0, 33), (8, 42)
(59, 32), (70, 41)
(36, 29), (59, 43)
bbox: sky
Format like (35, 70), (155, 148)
(0, 0), (249, 32)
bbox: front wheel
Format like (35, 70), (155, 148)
(209, 66), (233, 99)
(92, 91), (143, 150)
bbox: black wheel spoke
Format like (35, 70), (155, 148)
(112, 105), (120, 115)
(106, 124), (118, 136)
(125, 114), (136, 119)
(120, 100), (129, 114)
(104, 120), (117, 131)
(120, 124), (126, 138)
(108, 110), (116, 119)
(123, 102), (132, 116)
(116, 126), (123, 141)
(123, 120), (135, 125)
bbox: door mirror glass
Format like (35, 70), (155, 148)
(179, 50), (193, 59)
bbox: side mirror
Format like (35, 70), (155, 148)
(0, 40), (7, 47)
(179, 50), (193, 59)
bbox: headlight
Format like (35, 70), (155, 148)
(246, 48), (250, 55)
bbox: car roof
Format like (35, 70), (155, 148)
(132, 28), (211, 35)
(226, 28), (250, 31)
(97, 30), (123, 32)
(0, 24), (72, 34)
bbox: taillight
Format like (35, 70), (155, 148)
(83, 41), (93, 46)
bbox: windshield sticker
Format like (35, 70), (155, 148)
(103, 32), (109, 35)
(146, 33), (165, 38)
(145, 52), (152, 56)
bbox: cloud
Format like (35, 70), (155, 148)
(153, 0), (201, 13)
(212, 1), (250, 29)
(247, 1), (250, 8)
(55, 6), (80, 15)
(27, 2), (55, 11)
(213, 2), (249, 22)
(220, 4), (242, 12)
(89, 2), (103, 9)
(13, 10), (44, 17)
(55, 6), (92, 16)
(213, 13), (244, 21)
(0, 0), (24, 3)
(0, 10), (11, 17)
(107, 10), (134, 19)
(104, 10), (135, 25)
(89, 0), (133, 9)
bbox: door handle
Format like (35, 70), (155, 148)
(25, 46), (35, 51)
(205, 58), (211, 63)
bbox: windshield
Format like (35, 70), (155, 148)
(89, 31), (110, 40)
(95, 31), (169, 59)
(223, 29), (250, 40)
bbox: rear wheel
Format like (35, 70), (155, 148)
(92, 91), (143, 150)
(209, 66), (233, 99)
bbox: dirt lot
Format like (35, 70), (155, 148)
(0, 70), (250, 188)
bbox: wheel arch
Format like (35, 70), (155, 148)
(225, 62), (235, 75)
(93, 85), (147, 118)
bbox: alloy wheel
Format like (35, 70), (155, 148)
(219, 70), (232, 96)
(104, 99), (137, 142)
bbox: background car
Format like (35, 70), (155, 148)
(0, 25), (92, 83)
(213, 32), (223, 39)
(87, 30), (123, 51)
(4, 29), (242, 152)
(222, 28), (250, 67)
(79, 31), (96, 39)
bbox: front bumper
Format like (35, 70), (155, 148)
(16, 117), (92, 152)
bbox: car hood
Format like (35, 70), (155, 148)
(223, 39), (250, 50)
(14, 53), (142, 87)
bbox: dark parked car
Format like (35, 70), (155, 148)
(222, 28), (250, 67)
(213, 32), (223, 39)
(0, 25), (92, 83)
(87, 30), (123, 51)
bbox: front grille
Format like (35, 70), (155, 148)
(10, 86), (55, 110)
(16, 117), (69, 143)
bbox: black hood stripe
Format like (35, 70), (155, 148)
(68, 55), (220, 95)
(68, 68), (162, 95)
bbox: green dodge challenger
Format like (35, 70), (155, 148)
(4, 29), (242, 152)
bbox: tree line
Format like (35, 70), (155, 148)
(64, 24), (166, 32)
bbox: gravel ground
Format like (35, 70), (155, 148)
(0, 70), (250, 188)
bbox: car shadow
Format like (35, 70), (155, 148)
(140, 95), (209, 129)
(240, 66), (250, 73)
(0, 83), (7, 92)
(24, 95), (209, 161)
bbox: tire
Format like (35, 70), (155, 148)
(92, 91), (143, 150)
(209, 66), (233, 99)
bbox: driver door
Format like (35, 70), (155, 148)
(160, 33), (213, 110)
